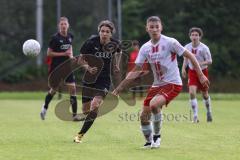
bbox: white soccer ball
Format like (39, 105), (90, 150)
(22, 39), (41, 56)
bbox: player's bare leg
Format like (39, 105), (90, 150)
(74, 96), (103, 143)
(40, 88), (56, 120)
(149, 95), (165, 148)
(189, 85), (199, 123)
(140, 106), (152, 148)
(202, 91), (212, 122)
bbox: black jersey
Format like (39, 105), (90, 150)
(80, 35), (121, 80)
(48, 32), (74, 68)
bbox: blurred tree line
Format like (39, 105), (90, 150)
(0, 0), (239, 91)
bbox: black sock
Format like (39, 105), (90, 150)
(44, 93), (54, 110)
(70, 95), (77, 117)
(79, 111), (98, 135)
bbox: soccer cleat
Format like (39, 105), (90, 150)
(72, 115), (84, 122)
(192, 116), (199, 123)
(73, 134), (83, 143)
(207, 112), (213, 122)
(151, 135), (161, 149)
(40, 105), (47, 120)
(141, 142), (152, 149)
(73, 113), (88, 122)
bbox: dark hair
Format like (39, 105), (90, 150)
(132, 40), (139, 46)
(189, 27), (203, 37)
(98, 20), (116, 33)
(146, 16), (161, 23)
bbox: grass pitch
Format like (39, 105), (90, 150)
(0, 93), (239, 160)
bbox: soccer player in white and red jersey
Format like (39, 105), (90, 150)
(182, 27), (213, 123)
(113, 16), (209, 149)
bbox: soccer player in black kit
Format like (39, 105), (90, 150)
(74, 20), (121, 143)
(40, 17), (80, 121)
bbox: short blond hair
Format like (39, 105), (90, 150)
(58, 16), (69, 24)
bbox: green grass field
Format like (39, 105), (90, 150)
(0, 92), (240, 160)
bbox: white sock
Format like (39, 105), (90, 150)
(152, 111), (162, 135)
(190, 98), (198, 117)
(203, 96), (212, 113)
(141, 124), (153, 143)
(41, 106), (47, 113)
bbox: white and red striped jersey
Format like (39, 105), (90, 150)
(135, 34), (186, 86)
(185, 42), (212, 70)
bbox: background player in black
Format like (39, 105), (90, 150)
(40, 17), (79, 121)
(74, 20), (121, 143)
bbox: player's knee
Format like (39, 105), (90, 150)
(91, 98), (102, 109)
(69, 87), (76, 95)
(91, 101), (99, 109)
(149, 95), (166, 110)
(202, 93), (209, 100)
(189, 92), (196, 99)
(149, 100), (161, 113)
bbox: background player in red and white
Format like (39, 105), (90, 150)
(113, 16), (209, 149)
(40, 17), (80, 121)
(182, 27), (213, 123)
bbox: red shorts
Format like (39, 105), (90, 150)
(188, 68), (209, 91)
(143, 84), (182, 106)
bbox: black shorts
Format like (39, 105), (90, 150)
(82, 78), (111, 103)
(65, 73), (76, 83)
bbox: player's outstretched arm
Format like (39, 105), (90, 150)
(181, 57), (188, 79)
(112, 52), (122, 86)
(112, 65), (143, 95)
(68, 46), (74, 58)
(113, 51), (122, 72)
(183, 50), (210, 88)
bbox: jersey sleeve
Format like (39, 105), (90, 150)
(80, 39), (91, 55)
(204, 46), (212, 62)
(171, 38), (186, 56)
(48, 36), (56, 50)
(184, 44), (190, 66)
(135, 46), (147, 67)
